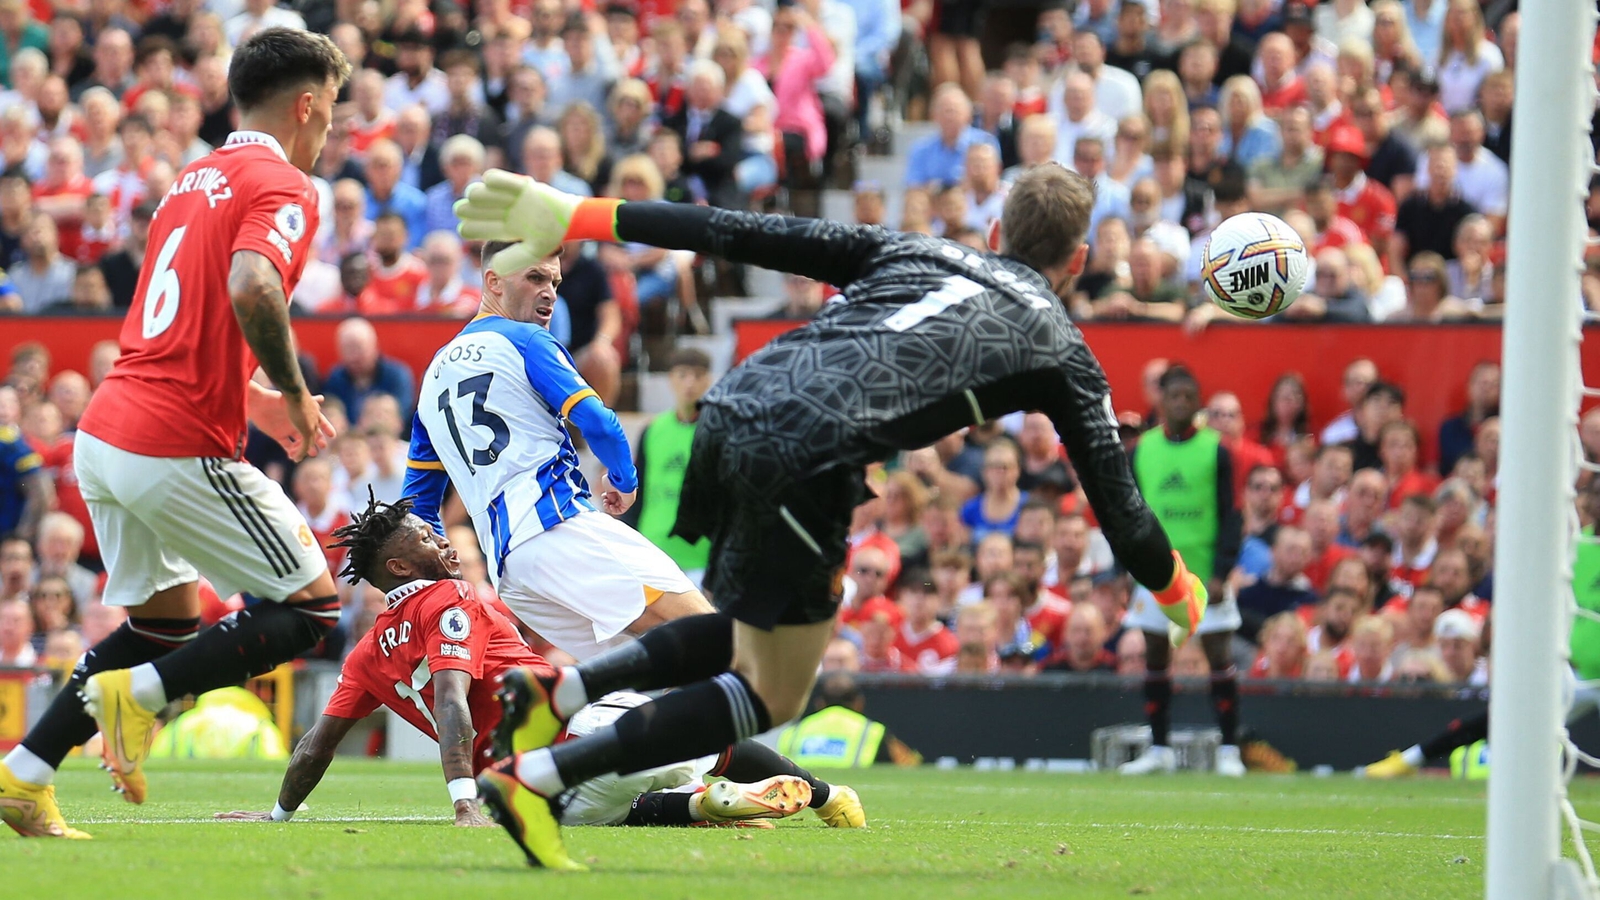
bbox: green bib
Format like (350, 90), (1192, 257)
(1133, 427), (1222, 582)
(776, 706), (886, 769)
(1572, 525), (1600, 681)
(636, 411), (710, 571)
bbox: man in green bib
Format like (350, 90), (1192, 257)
(1121, 365), (1247, 776)
(623, 349), (714, 585)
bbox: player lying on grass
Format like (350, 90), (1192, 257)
(215, 491), (857, 833)
(450, 166), (1210, 868)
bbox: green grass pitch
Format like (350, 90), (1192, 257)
(11, 759), (1600, 899)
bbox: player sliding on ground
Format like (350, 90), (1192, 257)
(0, 29), (351, 839)
(214, 493), (848, 835)
(450, 165), (1212, 868)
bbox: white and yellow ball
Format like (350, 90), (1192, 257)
(1199, 212), (1310, 319)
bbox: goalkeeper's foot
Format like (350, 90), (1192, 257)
(0, 762), (90, 839)
(81, 669), (156, 804)
(694, 777), (812, 824)
(1363, 751), (1418, 779)
(814, 785), (866, 828)
(493, 667), (568, 758)
(476, 760), (586, 871)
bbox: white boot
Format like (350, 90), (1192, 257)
(1215, 744), (1246, 777)
(1119, 744), (1178, 775)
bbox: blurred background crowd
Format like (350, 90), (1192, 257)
(0, 0), (1565, 693)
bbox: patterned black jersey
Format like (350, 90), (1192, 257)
(615, 203), (1175, 597)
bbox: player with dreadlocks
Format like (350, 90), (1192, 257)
(218, 490), (848, 842)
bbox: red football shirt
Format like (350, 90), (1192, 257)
(324, 579), (551, 774)
(895, 622), (960, 672)
(32, 433), (97, 561)
(1336, 174), (1397, 251)
(78, 132), (320, 459)
(362, 253), (429, 314)
(1025, 592), (1074, 651)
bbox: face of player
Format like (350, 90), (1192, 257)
(385, 516), (462, 584)
(1160, 380), (1199, 430)
(488, 254), (562, 328)
(290, 76), (341, 174)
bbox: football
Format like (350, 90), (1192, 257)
(1199, 211), (1310, 319)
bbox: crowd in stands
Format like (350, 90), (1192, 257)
(0, 0), (1577, 692)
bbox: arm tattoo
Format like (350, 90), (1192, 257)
(433, 672), (478, 782)
(229, 250), (308, 399)
(276, 717), (350, 811)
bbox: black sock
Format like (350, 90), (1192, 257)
(1144, 672), (1173, 747)
(574, 613), (734, 698)
(1210, 666), (1240, 746)
(20, 617), (200, 767)
(712, 740), (833, 809)
(620, 791), (696, 826)
(152, 599), (335, 698)
(550, 672), (772, 785)
(1421, 711), (1490, 760)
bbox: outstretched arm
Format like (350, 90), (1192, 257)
(432, 669), (493, 827)
(403, 412), (450, 534)
(455, 170), (894, 287)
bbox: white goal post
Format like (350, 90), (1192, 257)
(1485, 0), (1598, 897)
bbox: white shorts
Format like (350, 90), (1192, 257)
(497, 511), (696, 661)
(557, 692), (714, 826)
(1124, 585), (1244, 636)
(75, 431), (328, 606)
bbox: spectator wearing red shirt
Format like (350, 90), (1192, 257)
(1304, 177), (1368, 254)
(1389, 494), (1439, 592)
(1380, 420), (1438, 508)
(320, 251), (379, 314)
(1248, 611), (1308, 679)
(1256, 33), (1307, 112)
(1013, 541), (1070, 651)
(1327, 124), (1397, 265)
(416, 231), (480, 316)
(1427, 546), (1489, 622)
(1305, 586), (1361, 676)
(91, 113), (155, 227)
(1300, 499), (1356, 591)
(857, 609), (909, 673)
(348, 69), (397, 156)
(71, 194), (116, 265)
(839, 543), (900, 627)
(952, 603), (1002, 675)
(292, 457), (352, 576)
(32, 138), (95, 256)
(893, 571), (959, 674)
(362, 213), (428, 314)
(1204, 391), (1275, 507)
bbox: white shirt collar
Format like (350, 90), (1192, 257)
(223, 130), (288, 162)
(384, 579), (436, 608)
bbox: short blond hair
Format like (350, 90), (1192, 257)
(1000, 164), (1095, 272)
(608, 153), (665, 200)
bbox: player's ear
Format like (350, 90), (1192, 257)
(386, 557), (411, 579)
(295, 89), (315, 125)
(986, 219), (1002, 254)
(1067, 243), (1089, 277)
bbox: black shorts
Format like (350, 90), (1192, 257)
(672, 408), (868, 631)
(936, 0), (985, 38)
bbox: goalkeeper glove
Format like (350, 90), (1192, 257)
(452, 169), (622, 259)
(1151, 551), (1209, 647)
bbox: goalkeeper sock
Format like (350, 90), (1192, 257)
(523, 671), (772, 795)
(555, 613), (735, 717)
(1210, 666), (1240, 746)
(711, 740), (833, 809)
(1144, 671), (1173, 747)
(15, 616), (199, 780)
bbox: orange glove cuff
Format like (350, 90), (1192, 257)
(1152, 551), (1191, 607)
(564, 198), (624, 243)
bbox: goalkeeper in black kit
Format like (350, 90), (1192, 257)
(450, 164), (1213, 869)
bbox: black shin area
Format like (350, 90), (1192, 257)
(575, 613), (734, 696)
(1421, 711), (1490, 759)
(550, 673), (772, 786)
(711, 740), (832, 808)
(1144, 673), (1173, 747)
(1210, 666), (1240, 746)
(152, 598), (335, 698)
(620, 792), (697, 826)
(20, 616), (200, 767)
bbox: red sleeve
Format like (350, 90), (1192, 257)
(420, 587), (493, 678)
(230, 171), (317, 290)
(324, 670), (382, 719)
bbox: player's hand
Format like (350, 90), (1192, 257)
(214, 810), (274, 821)
(284, 391), (335, 462)
(454, 168), (583, 252)
(599, 472), (637, 516)
(454, 799), (495, 827)
(248, 384), (336, 461)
